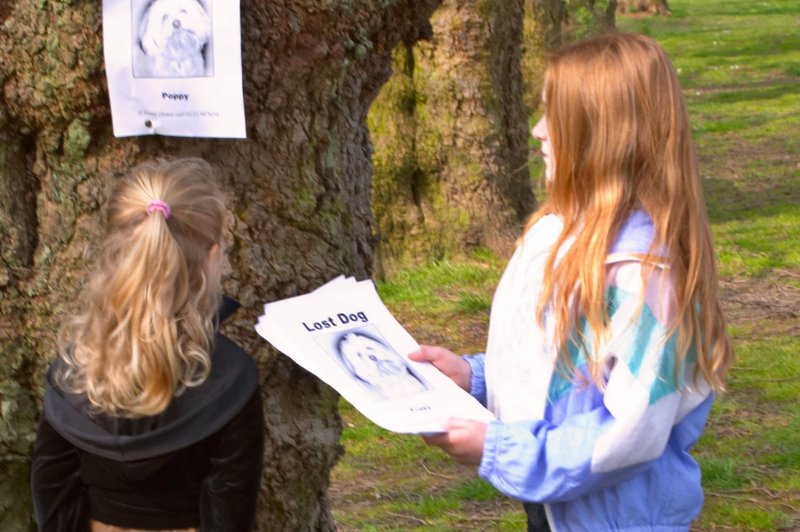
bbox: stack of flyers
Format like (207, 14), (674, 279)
(255, 276), (495, 434)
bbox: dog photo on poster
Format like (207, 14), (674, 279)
(316, 326), (432, 402)
(103, 0), (246, 138)
(133, 0), (215, 79)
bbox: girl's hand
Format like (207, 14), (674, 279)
(408, 345), (472, 392)
(422, 418), (486, 466)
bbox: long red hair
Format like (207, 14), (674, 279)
(525, 32), (732, 391)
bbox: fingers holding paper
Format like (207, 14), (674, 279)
(408, 345), (472, 392)
(422, 418), (486, 466)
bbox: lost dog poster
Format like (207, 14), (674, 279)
(256, 277), (495, 434)
(103, 0), (246, 138)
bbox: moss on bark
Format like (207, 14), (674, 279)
(370, 0), (536, 277)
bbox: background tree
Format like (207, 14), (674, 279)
(0, 0), (440, 530)
(369, 0), (535, 276)
(524, 0), (616, 111)
(535, 0), (617, 52)
(370, 0), (617, 276)
(520, 0), (552, 116)
(617, 0), (670, 16)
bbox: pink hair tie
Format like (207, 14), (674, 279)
(146, 199), (171, 220)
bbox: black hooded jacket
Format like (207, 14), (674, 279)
(31, 298), (263, 531)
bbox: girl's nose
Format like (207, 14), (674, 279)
(531, 115), (548, 141)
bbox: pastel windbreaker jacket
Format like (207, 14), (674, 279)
(465, 212), (714, 531)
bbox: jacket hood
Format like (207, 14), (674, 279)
(43, 297), (259, 462)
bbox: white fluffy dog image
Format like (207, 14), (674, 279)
(338, 332), (427, 400)
(136, 0), (212, 78)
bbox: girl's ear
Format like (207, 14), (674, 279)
(208, 243), (221, 261)
(206, 243), (224, 281)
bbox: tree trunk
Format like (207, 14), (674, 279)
(617, 0), (670, 16)
(0, 0), (440, 530)
(537, 0), (567, 51)
(369, 0), (535, 276)
(521, 0), (550, 113)
(519, 0), (617, 144)
(533, 0), (617, 53)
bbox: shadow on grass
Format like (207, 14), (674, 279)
(700, 80), (800, 105)
(686, 33), (800, 59)
(703, 177), (800, 221)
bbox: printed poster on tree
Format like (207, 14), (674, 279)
(103, 0), (246, 138)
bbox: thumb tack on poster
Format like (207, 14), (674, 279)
(103, 0), (246, 139)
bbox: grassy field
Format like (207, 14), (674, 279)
(330, 0), (800, 529)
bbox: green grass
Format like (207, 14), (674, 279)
(332, 0), (800, 529)
(332, 399), (527, 531)
(714, 206), (800, 285)
(693, 329), (800, 530)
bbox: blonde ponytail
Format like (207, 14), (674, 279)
(58, 159), (226, 417)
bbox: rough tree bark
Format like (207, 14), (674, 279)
(0, 0), (440, 530)
(369, 0), (535, 276)
(537, 0), (568, 51)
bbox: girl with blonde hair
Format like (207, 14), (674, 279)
(410, 32), (733, 531)
(32, 159), (263, 532)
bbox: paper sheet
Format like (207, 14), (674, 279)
(256, 277), (495, 434)
(103, 0), (246, 138)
